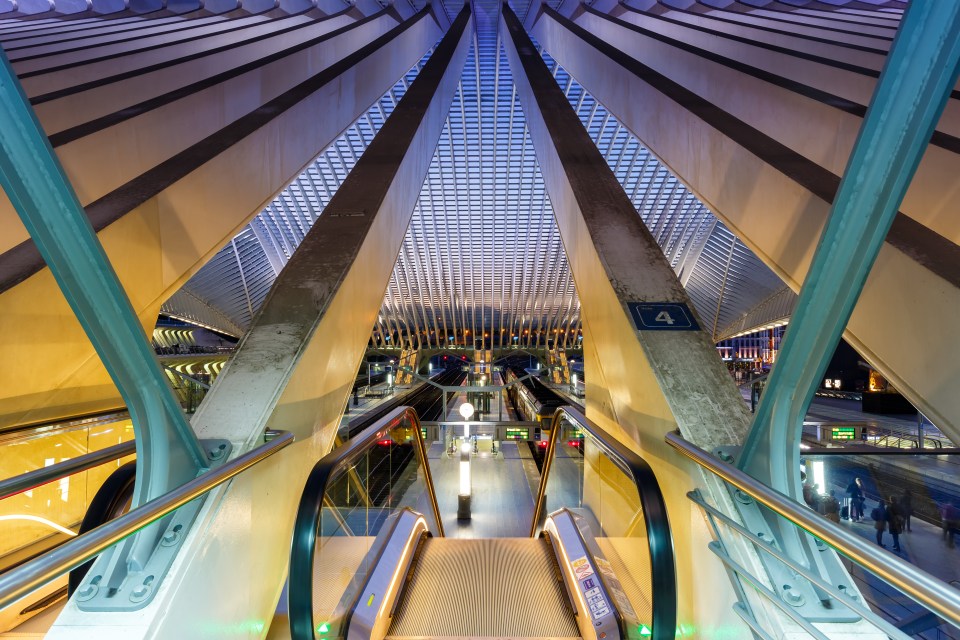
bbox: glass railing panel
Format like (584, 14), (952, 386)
(0, 413), (135, 570)
(292, 408), (441, 640)
(799, 449), (960, 639)
(536, 408), (674, 640)
(668, 431), (960, 639)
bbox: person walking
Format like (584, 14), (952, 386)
(847, 477), (864, 521)
(824, 490), (841, 523)
(872, 500), (888, 547)
(941, 501), (960, 548)
(887, 497), (904, 552)
(901, 489), (914, 532)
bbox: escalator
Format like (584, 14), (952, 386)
(289, 405), (676, 640)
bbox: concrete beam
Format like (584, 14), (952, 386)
(530, 4), (960, 446)
(46, 6), (470, 637)
(501, 6), (881, 637)
(0, 10), (438, 429)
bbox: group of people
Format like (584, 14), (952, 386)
(802, 473), (960, 554)
(846, 477), (911, 552)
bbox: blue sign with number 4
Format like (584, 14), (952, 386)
(628, 302), (700, 331)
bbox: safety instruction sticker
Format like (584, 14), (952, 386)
(571, 557), (611, 621)
(571, 556), (594, 581)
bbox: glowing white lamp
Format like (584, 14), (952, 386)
(458, 439), (472, 520)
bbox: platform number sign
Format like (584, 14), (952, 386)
(628, 302), (700, 331)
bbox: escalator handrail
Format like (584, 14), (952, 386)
(289, 406), (443, 640)
(0, 440), (136, 501)
(531, 405), (677, 640)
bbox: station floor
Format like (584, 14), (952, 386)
(828, 491), (960, 637)
(425, 441), (536, 538)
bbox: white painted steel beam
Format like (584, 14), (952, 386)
(0, 9), (440, 428)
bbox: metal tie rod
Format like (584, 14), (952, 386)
(665, 431), (960, 629)
(0, 431), (294, 610)
(0, 441), (137, 501)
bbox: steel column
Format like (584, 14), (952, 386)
(738, 0), (960, 494)
(0, 47), (211, 602)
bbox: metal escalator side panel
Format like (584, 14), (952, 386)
(532, 406), (677, 640)
(346, 510), (429, 640)
(567, 512), (647, 634)
(545, 510), (624, 640)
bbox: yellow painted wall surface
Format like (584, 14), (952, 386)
(0, 415), (135, 562)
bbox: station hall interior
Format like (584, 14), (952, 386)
(1, 0), (960, 638)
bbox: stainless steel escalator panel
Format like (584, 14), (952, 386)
(386, 537), (581, 639)
(544, 510), (623, 640)
(346, 509), (430, 640)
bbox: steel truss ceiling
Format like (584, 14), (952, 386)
(161, 54), (433, 332)
(164, 0), (792, 348)
(376, 25), (580, 351)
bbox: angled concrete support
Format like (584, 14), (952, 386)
(47, 6), (471, 636)
(502, 5), (881, 636)
(501, 6), (747, 638)
(529, 2), (960, 446)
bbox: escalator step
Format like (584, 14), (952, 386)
(387, 537), (580, 638)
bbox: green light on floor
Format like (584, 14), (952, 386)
(316, 622), (330, 634)
(638, 624), (652, 636)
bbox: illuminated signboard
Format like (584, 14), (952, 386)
(831, 426), (857, 441)
(505, 428), (528, 440)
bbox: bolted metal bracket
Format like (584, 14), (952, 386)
(75, 439), (232, 612)
(712, 445), (859, 623)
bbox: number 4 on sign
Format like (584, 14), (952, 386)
(654, 310), (675, 325)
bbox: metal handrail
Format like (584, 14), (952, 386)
(0, 409), (129, 439)
(665, 431), (960, 629)
(288, 406), (443, 640)
(531, 406), (677, 640)
(689, 490), (911, 640)
(0, 431), (294, 610)
(0, 441), (136, 501)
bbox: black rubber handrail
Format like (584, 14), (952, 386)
(288, 406), (442, 640)
(531, 406), (677, 640)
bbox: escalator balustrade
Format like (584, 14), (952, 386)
(289, 405), (676, 640)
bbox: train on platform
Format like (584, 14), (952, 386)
(503, 362), (567, 431)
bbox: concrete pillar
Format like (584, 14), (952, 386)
(45, 6), (471, 638)
(500, 6), (880, 638)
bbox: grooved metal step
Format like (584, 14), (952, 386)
(386, 537), (581, 639)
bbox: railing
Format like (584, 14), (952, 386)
(0, 411), (138, 583)
(0, 441), (136, 502)
(532, 406), (677, 640)
(865, 424), (952, 450)
(0, 431), (294, 610)
(288, 407), (442, 640)
(666, 431), (960, 638)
